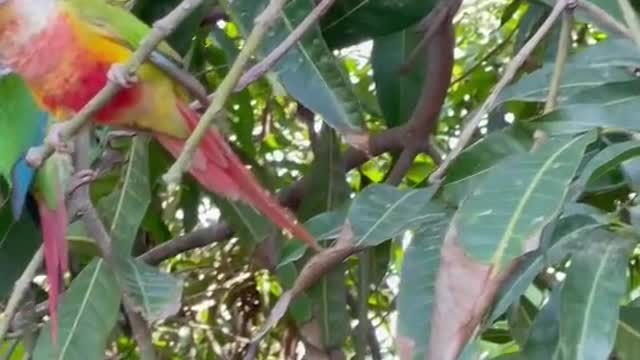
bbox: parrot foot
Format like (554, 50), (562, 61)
(45, 123), (74, 154)
(25, 146), (46, 168)
(68, 169), (97, 194)
(107, 63), (138, 88)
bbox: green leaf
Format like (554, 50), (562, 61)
(615, 306), (640, 359)
(442, 125), (532, 204)
(0, 74), (42, 183)
(372, 29), (427, 127)
(570, 141), (640, 198)
(396, 209), (451, 360)
(519, 287), (563, 359)
(230, 0), (365, 135)
(500, 39), (640, 104)
(298, 126), (350, 347)
(348, 185), (437, 246)
(116, 257), (183, 322)
(0, 208), (40, 299)
(489, 214), (602, 323)
(321, 0), (437, 48)
(557, 230), (633, 360)
(33, 260), (120, 360)
(531, 81), (640, 135)
(98, 136), (151, 256)
(455, 132), (596, 271)
(308, 263), (349, 348)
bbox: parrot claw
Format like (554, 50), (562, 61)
(68, 169), (97, 194)
(107, 63), (138, 88)
(25, 146), (46, 168)
(45, 123), (74, 154)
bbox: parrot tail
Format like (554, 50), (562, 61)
(156, 102), (321, 252)
(37, 195), (68, 343)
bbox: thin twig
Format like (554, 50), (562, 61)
(164, 0), (288, 185)
(429, 0), (571, 183)
(617, 0), (640, 47)
(234, 0), (336, 92)
(31, 0), (205, 166)
(0, 246), (43, 345)
(578, 0), (633, 39)
(544, 5), (575, 113)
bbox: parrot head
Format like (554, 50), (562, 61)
(0, 0), (57, 62)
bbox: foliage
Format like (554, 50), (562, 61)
(4, 0), (640, 359)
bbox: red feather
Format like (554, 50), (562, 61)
(156, 102), (320, 251)
(37, 195), (68, 343)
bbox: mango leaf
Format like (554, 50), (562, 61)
(98, 136), (151, 256)
(321, 0), (437, 48)
(531, 81), (640, 135)
(396, 207), (451, 360)
(298, 127), (350, 348)
(230, 0), (365, 135)
(570, 141), (640, 198)
(372, 28), (427, 127)
(33, 260), (120, 360)
(558, 230), (633, 360)
(117, 257), (183, 322)
(488, 214), (602, 323)
(348, 185), (437, 246)
(0, 208), (40, 300)
(500, 38), (640, 104)
(615, 306), (640, 359)
(455, 132), (596, 271)
(519, 287), (563, 359)
(442, 125), (532, 204)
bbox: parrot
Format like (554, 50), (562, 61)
(0, 0), (320, 255)
(0, 73), (68, 341)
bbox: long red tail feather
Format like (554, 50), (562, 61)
(37, 195), (68, 343)
(156, 102), (320, 252)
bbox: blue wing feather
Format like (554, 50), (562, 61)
(10, 112), (48, 219)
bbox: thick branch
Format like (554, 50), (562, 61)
(429, 0), (572, 183)
(386, 8), (456, 185)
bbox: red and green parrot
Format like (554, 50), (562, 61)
(0, 73), (68, 341)
(0, 1), (319, 249)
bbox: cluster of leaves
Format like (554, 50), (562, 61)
(4, 0), (640, 359)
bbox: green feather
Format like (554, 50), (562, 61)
(62, 0), (182, 63)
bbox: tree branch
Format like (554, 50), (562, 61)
(386, 6), (457, 185)
(164, 0), (288, 185)
(429, 0), (572, 183)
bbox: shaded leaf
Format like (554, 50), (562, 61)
(456, 132), (596, 271)
(0, 208), (40, 300)
(33, 260), (120, 360)
(349, 185), (436, 246)
(98, 136), (151, 256)
(396, 208), (451, 360)
(558, 230), (633, 360)
(117, 257), (183, 322)
(372, 29), (427, 127)
(615, 306), (640, 359)
(230, 0), (365, 135)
